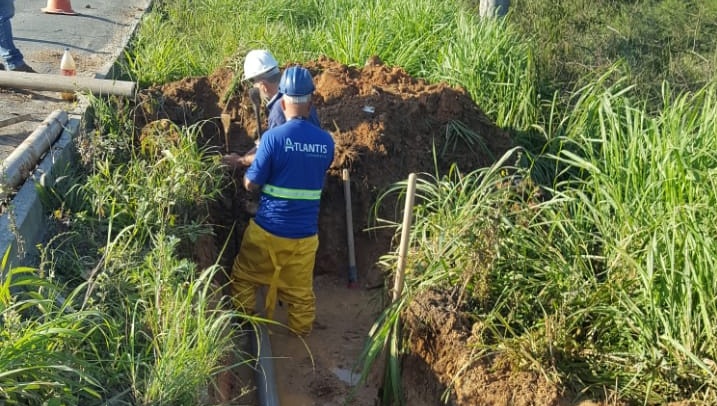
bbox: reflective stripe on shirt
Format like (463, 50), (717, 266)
(262, 184), (322, 200)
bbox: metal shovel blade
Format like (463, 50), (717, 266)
(221, 113), (231, 152)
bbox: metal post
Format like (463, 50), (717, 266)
(479, 0), (510, 18)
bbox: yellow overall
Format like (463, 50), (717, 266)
(231, 219), (318, 335)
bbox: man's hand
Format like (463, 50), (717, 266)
(222, 151), (254, 168)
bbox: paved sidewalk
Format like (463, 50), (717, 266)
(14, 0), (151, 77)
(1, 0), (152, 267)
(1, 0), (151, 161)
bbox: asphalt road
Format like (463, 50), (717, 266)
(1, 0), (152, 162)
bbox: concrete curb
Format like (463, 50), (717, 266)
(1, 0), (155, 272)
(0, 114), (80, 269)
(97, 0), (156, 80)
(1, 110), (69, 195)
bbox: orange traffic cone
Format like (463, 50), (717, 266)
(41, 0), (77, 15)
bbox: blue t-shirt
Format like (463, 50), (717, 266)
(245, 118), (335, 238)
(267, 93), (321, 129)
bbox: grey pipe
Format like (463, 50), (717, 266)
(0, 71), (136, 98)
(0, 110), (68, 198)
(249, 323), (280, 406)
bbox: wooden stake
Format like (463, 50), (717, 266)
(392, 173), (417, 302)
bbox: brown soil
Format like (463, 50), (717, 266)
(133, 56), (611, 405)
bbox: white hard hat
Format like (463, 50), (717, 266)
(243, 49), (279, 81)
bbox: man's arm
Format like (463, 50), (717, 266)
(222, 146), (258, 168)
(243, 175), (260, 192)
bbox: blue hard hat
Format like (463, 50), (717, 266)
(279, 66), (316, 97)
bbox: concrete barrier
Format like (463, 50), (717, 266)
(1, 110), (69, 198)
(0, 113), (80, 271)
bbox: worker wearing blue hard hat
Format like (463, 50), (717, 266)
(230, 65), (335, 336)
(277, 64), (316, 96)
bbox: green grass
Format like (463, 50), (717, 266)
(510, 0), (717, 108)
(2, 93), (250, 404)
(5, 0), (717, 404)
(546, 77), (717, 402)
(365, 73), (717, 403)
(1, 250), (106, 404)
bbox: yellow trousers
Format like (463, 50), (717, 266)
(231, 219), (318, 335)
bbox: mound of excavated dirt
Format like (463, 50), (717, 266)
(137, 55), (512, 281)
(131, 56), (592, 405)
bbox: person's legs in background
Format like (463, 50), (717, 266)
(0, 0), (34, 72)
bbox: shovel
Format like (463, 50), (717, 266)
(343, 169), (359, 288)
(220, 111), (231, 153)
(248, 87), (262, 140)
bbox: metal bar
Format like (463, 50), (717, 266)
(343, 168), (359, 287)
(0, 114), (32, 129)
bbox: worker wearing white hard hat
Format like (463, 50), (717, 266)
(243, 49), (320, 130)
(243, 49), (280, 81)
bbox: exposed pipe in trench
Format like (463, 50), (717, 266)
(249, 322), (280, 406)
(0, 110), (68, 199)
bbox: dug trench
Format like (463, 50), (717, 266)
(132, 56), (590, 405)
